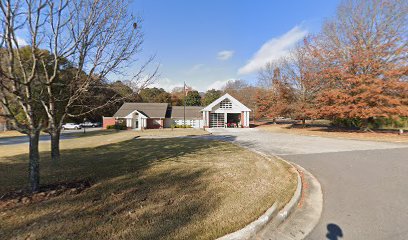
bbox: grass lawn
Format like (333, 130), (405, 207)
(257, 123), (408, 143)
(0, 130), (23, 138)
(0, 130), (39, 138)
(0, 129), (209, 158)
(0, 131), (296, 239)
(68, 128), (209, 138)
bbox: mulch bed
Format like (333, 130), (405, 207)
(0, 180), (91, 210)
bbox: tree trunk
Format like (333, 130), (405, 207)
(302, 118), (306, 127)
(29, 132), (40, 193)
(50, 129), (61, 162)
(361, 118), (374, 132)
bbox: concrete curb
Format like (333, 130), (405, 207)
(270, 156), (303, 226)
(290, 163), (323, 239)
(216, 149), (302, 240)
(256, 161), (323, 240)
(217, 202), (279, 240)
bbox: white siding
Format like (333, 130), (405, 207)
(174, 119), (203, 129)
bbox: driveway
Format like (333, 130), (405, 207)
(203, 128), (408, 240)
(0, 127), (103, 145)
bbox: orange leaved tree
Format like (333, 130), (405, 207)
(308, 0), (408, 129)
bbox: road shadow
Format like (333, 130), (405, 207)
(326, 223), (343, 240)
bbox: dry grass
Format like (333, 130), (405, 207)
(0, 129), (209, 158)
(138, 128), (210, 137)
(0, 130), (36, 138)
(258, 124), (408, 143)
(0, 132), (296, 240)
(0, 130), (137, 158)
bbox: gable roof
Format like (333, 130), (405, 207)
(113, 103), (169, 118)
(171, 106), (203, 119)
(201, 93), (251, 111)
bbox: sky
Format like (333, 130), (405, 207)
(130, 0), (340, 92)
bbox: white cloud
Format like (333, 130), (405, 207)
(10, 36), (28, 47)
(206, 79), (236, 91)
(149, 78), (183, 92)
(16, 37), (28, 46)
(149, 78), (202, 92)
(186, 64), (204, 74)
(149, 77), (239, 93)
(238, 25), (308, 75)
(217, 50), (234, 60)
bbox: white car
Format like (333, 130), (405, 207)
(62, 123), (82, 130)
(80, 121), (99, 128)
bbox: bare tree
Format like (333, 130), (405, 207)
(257, 61), (282, 89)
(0, 0), (46, 192)
(0, 0), (156, 191)
(257, 43), (325, 124)
(41, 0), (157, 161)
(281, 45), (325, 124)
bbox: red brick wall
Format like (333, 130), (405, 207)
(103, 117), (116, 129)
(241, 112), (244, 128)
(206, 112), (210, 128)
(146, 119), (163, 129)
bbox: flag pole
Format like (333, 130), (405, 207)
(183, 81), (186, 128)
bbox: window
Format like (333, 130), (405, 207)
(220, 99), (232, 109)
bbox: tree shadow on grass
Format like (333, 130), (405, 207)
(0, 138), (229, 239)
(0, 138), (220, 192)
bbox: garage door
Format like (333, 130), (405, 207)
(210, 113), (224, 128)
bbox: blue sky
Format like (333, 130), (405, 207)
(130, 0), (340, 92)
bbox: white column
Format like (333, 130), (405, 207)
(206, 111), (210, 127)
(138, 115), (142, 130)
(202, 111), (206, 127)
(246, 111), (250, 127)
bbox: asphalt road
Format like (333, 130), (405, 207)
(205, 128), (408, 240)
(0, 127), (103, 145)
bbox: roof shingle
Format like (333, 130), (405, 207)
(113, 103), (169, 118)
(170, 106), (203, 119)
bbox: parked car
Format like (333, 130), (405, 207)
(80, 121), (99, 128)
(62, 123), (82, 130)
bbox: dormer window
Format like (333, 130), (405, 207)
(220, 99), (232, 109)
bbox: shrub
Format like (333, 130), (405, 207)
(371, 117), (408, 129)
(331, 118), (362, 129)
(331, 117), (408, 130)
(106, 124), (127, 130)
(171, 124), (192, 128)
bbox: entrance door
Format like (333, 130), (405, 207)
(210, 113), (224, 128)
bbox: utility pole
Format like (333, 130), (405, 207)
(83, 118), (87, 134)
(183, 81), (186, 128)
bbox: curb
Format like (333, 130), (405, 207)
(270, 156), (303, 226)
(259, 162), (323, 240)
(291, 163), (324, 239)
(216, 149), (302, 240)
